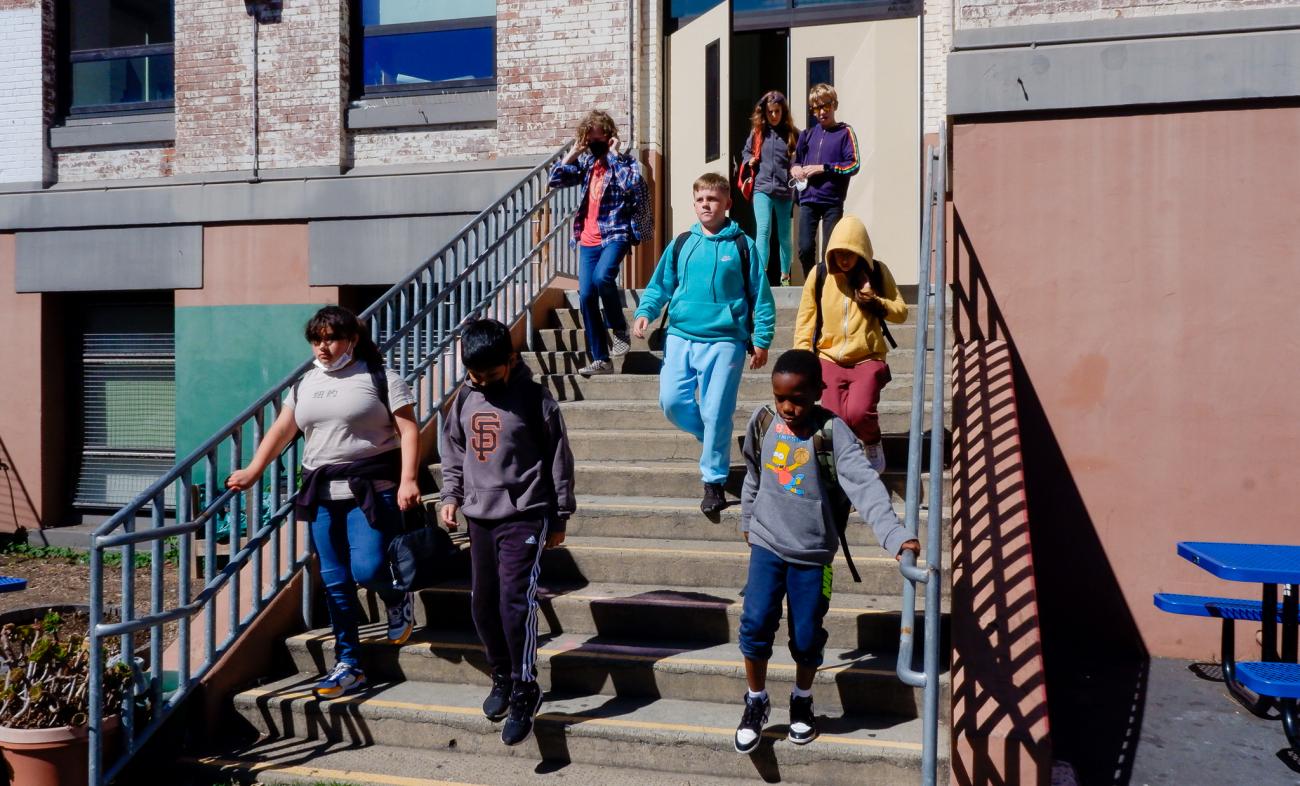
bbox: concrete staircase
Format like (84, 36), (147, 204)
(206, 286), (952, 785)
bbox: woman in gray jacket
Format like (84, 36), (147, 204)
(741, 91), (800, 285)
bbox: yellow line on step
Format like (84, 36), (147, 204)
(191, 755), (485, 786)
(241, 690), (921, 752)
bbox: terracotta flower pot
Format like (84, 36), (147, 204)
(0, 716), (118, 786)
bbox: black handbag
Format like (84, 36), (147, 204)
(387, 505), (457, 593)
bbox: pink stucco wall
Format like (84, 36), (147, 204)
(950, 106), (1300, 662)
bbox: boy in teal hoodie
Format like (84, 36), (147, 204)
(632, 172), (776, 515)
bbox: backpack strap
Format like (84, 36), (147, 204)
(813, 261), (827, 349)
(866, 259), (898, 350)
(525, 381), (557, 515)
(736, 238), (755, 354)
(811, 408), (861, 583)
(658, 231), (693, 335)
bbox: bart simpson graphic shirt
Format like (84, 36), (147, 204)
(739, 406), (912, 567)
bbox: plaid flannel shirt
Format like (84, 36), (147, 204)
(548, 151), (653, 247)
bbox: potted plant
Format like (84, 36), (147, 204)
(0, 611), (131, 786)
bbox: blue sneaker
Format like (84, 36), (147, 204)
(386, 591), (414, 645)
(313, 662), (367, 700)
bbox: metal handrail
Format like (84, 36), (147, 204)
(87, 145), (581, 785)
(897, 122), (948, 786)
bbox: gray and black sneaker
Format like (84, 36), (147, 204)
(482, 671), (512, 722)
(701, 482), (727, 516)
(788, 693), (817, 744)
(501, 680), (543, 746)
(578, 359), (614, 377)
(734, 692), (770, 753)
(609, 331), (631, 357)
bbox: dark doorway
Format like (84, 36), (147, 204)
(729, 27), (788, 285)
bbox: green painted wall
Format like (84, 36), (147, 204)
(174, 304), (319, 473)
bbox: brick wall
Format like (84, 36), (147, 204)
(350, 127), (498, 168)
(0, 0), (50, 184)
(256, 0), (348, 171)
(173, 0), (255, 175)
(957, 0), (1296, 28)
(496, 0), (633, 154)
(924, 0), (953, 134)
(55, 145), (174, 182)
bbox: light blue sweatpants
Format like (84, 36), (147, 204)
(658, 335), (747, 483)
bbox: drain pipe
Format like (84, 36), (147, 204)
(245, 1), (263, 183)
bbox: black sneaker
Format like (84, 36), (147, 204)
(788, 693), (817, 744)
(501, 680), (543, 746)
(482, 671), (512, 722)
(734, 692), (770, 754)
(701, 482), (727, 516)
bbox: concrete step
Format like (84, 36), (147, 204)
(559, 426), (944, 469)
(553, 399), (950, 437)
(365, 580), (944, 654)
(184, 738), (767, 786)
(432, 460), (949, 507)
(537, 537), (946, 597)
(559, 287), (950, 311)
(561, 494), (950, 545)
(435, 460), (949, 507)
(234, 676), (944, 785)
(524, 347), (951, 377)
(540, 370), (947, 403)
(532, 324), (951, 353)
(285, 626), (947, 718)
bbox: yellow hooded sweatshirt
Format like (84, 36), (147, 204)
(793, 216), (907, 365)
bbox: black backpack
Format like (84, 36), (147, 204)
(745, 404), (862, 583)
(812, 259), (897, 351)
(658, 230), (756, 354)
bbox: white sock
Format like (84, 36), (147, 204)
(747, 689), (768, 701)
(791, 686), (812, 699)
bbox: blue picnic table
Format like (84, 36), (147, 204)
(1161, 542), (1300, 753)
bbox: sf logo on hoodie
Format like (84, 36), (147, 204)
(470, 411), (502, 462)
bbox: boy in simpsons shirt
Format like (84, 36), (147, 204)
(733, 349), (918, 753)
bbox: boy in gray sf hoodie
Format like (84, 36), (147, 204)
(440, 319), (576, 747)
(733, 349), (918, 753)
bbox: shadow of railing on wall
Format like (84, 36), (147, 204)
(950, 206), (1149, 786)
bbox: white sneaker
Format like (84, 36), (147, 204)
(578, 359), (614, 377)
(609, 331), (631, 357)
(386, 591), (414, 645)
(864, 441), (886, 474)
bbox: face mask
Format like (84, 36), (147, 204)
(587, 140), (609, 158)
(313, 345), (354, 372)
(790, 177), (809, 193)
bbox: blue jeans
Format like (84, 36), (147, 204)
(753, 191), (793, 279)
(658, 334), (746, 483)
(738, 544), (832, 667)
(578, 241), (630, 362)
(311, 490), (403, 666)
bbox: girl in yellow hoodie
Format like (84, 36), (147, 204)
(792, 216), (907, 472)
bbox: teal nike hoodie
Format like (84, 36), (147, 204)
(633, 220), (776, 348)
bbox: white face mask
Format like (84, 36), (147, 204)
(314, 346), (354, 372)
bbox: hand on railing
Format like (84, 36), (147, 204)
(896, 539), (920, 562)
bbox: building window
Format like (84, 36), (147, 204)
(62, 0), (175, 115)
(356, 0), (496, 96)
(72, 301), (176, 510)
(806, 56), (833, 125)
(705, 39), (720, 162)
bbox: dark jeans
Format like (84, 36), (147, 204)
(311, 489), (403, 666)
(468, 515), (548, 682)
(738, 543), (832, 667)
(578, 241), (630, 362)
(797, 202), (844, 276)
